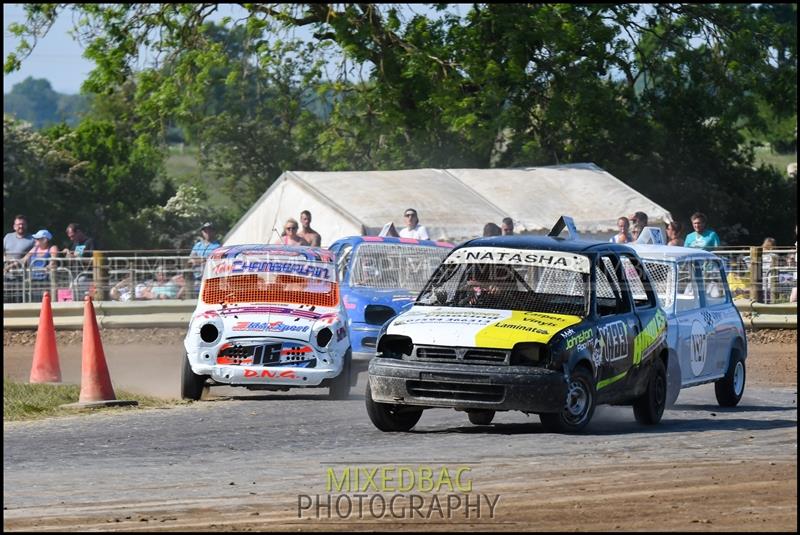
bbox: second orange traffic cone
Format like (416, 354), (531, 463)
(29, 291), (62, 383)
(78, 295), (116, 402)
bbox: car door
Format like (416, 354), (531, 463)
(674, 259), (708, 384)
(593, 253), (639, 398)
(697, 258), (736, 379)
(618, 253), (663, 374)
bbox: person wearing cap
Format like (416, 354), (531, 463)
(398, 208), (430, 240)
(189, 222), (222, 293)
(22, 229), (59, 302)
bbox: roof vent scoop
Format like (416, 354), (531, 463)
(636, 226), (665, 245)
(548, 216), (579, 240)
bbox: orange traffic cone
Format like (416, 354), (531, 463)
(29, 291), (62, 383)
(61, 296), (137, 408)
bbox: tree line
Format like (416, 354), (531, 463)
(4, 3), (797, 248)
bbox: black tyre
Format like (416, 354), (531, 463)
(467, 410), (495, 426)
(633, 357), (667, 425)
(666, 353), (682, 407)
(365, 381), (423, 432)
(714, 352), (746, 407)
(181, 354), (207, 401)
(328, 349), (352, 400)
(540, 366), (596, 433)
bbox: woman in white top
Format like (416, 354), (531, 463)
(609, 217), (632, 244)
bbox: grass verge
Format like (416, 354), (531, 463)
(3, 377), (185, 422)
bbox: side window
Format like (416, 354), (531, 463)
(620, 255), (654, 308)
(676, 260), (701, 312)
(700, 259), (729, 306)
(595, 255), (628, 316)
(643, 260), (675, 310)
(337, 244), (353, 282)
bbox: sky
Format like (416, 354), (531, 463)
(3, 4), (469, 95)
(3, 4), (94, 94)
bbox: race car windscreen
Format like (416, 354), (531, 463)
(350, 243), (450, 293)
(416, 247), (590, 317)
(201, 255), (338, 307)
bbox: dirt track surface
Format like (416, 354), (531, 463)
(3, 329), (798, 531)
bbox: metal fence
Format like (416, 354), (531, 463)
(3, 250), (202, 304)
(2, 246), (798, 304)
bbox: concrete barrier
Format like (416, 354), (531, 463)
(3, 300), (195, 330)
(4, 299), (797, 330)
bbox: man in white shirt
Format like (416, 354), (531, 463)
(398, 208), (430, 240)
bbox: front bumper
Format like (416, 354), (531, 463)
(368, 358), (567, 412)
(350, 323), (380, 361)
(187, 337), (343, 387)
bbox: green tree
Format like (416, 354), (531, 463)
(5, 4), (797, 244)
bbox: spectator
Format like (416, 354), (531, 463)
(298, 210), (322, 247)
(3, 215), (35, 303)
(761, 237), (779, 303)
(610, 217), (633, 244)
(21, 230), (59, 302)
(501, 217), (514, 236)
(3, 214), (35, 262)
(275, 218), (309, 246)
(62, 223), (95, 258)
(188, 222), (221, 291)
(483, 222), (502, 237)
(790, 227), (797, 303)
(140, 267), (185, 300)
(398, 208), (430, 240)
(684, 212), (721, 250)
(665, 221), (684, 246)
(630, 211), (649, 229)
(631, 225), (642, 242)
(110, 276), (133, 302)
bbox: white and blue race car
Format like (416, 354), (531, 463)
(631, 228), (747, 406)
(181, 245), (352, 400)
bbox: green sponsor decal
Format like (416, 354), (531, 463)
(633, 310), (667, 365)
(597, 370), (627, 390)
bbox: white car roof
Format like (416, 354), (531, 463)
(629, 243), (720, 262)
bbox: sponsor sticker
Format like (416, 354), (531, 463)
(445, 247), (590, 273)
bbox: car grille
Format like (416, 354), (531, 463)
(217, 343), (282, 366)
(413, 345), (509, 365)
(406, 380), (504, 402)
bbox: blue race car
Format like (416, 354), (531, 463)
(328, 236), (453, 360)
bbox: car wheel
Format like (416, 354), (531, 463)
(714, 352), (746, 407)
(328, 349), (352, 400)
(666, 353), (682, 406)
(181, 354), (207, 401)
(540, 366), (596, 433)
(633, 357), (667, 425)
(467, 410), (495, 426)
(365, 381), (423, 432)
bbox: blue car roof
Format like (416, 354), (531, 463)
(329, 235), (454, 249)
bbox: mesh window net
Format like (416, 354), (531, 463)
(202, 255), (338, 307)
(350, 243), (451, 292)
(417, 250), (589, 317)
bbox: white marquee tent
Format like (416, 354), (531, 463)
(223, 163), (673, 247)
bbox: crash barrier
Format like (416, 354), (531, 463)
(733, 299), (798, 330)
(3, 300), (195, 330)
(3, 250), (203, 304)
(4, 298), (795, 330)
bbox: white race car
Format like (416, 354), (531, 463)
(181, 245), (352, 400)
(631, 228), (747, 406)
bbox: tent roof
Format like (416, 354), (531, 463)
(225, 163), (673, 245)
